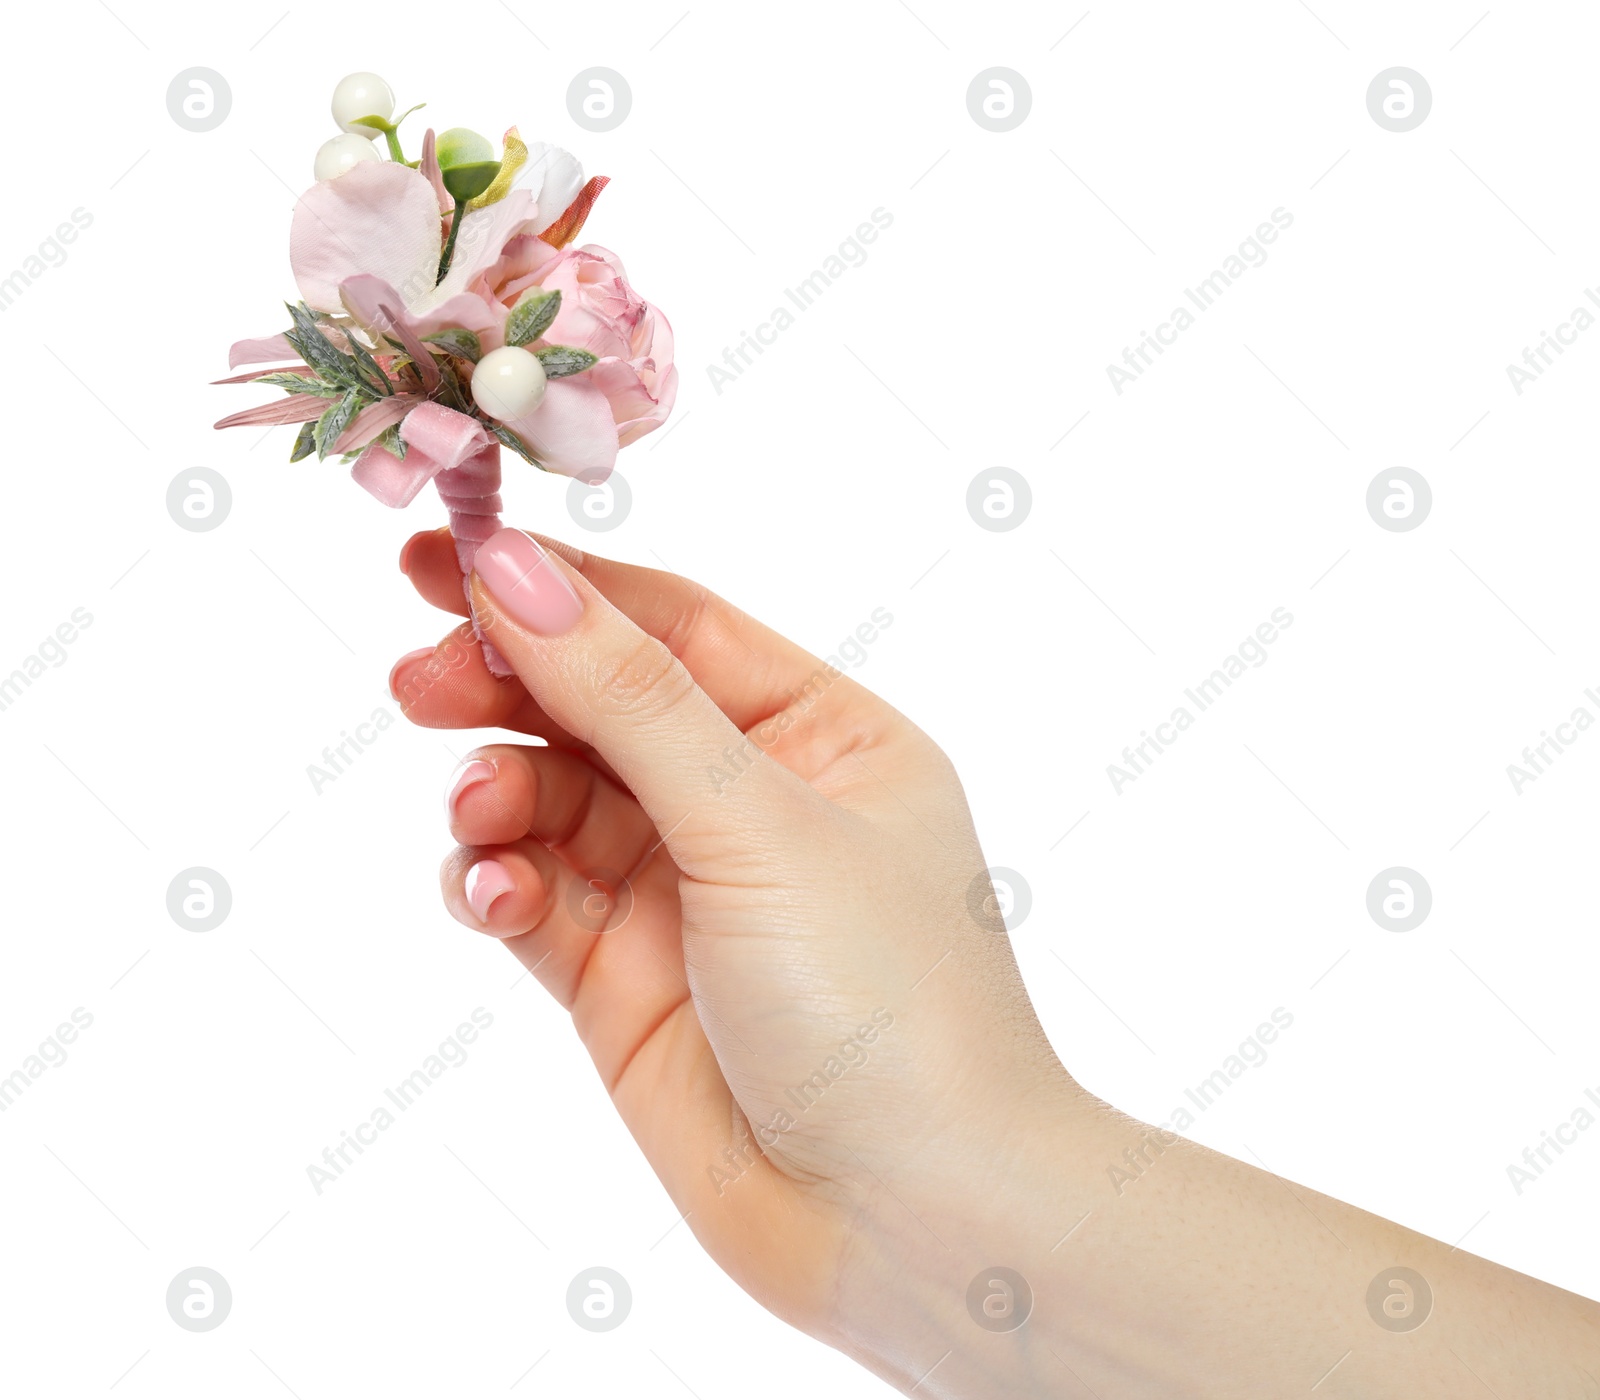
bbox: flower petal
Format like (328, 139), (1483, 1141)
(417, 128), (453, 216)
(211, 362), (312, 384)
(516, 142), (585, 233)
(228, 332), (297, 369)
(589, 357), (679, 447)
(503, 376), (619, 481)
(290, 162), (442, 313)
(213, 397), (330, 430)
(339, 275), (441, 393)
(540, 175), (608, 248)
(334, 395), (416, 453)
(419, 189), (539, 312)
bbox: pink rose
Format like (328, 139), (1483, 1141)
(488, 242), (677, 453)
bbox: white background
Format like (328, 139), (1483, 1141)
(1, 0), (1597, 1394)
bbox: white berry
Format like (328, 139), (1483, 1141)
(472, 346), (548, 421)
(331, 72), (395, 138)
(314, 133), (382, 182)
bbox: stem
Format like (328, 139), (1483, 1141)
(436, 198), (467, 284)
(383, 126), (405, 163)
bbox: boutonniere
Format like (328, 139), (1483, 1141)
(215, 71), (677, 672)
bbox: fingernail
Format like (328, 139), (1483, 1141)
(464, 859), (515, 922)
(388, 646), (434, 700)
(474, 528), (582, 636)
(445, 758), (496, 822)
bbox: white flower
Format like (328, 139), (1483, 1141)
(516, 142), (585, 235)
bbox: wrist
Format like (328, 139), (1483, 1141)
(822, 1065), (1103, 1398)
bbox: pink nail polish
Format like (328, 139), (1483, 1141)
(473, 528), (582, 636)
(464, 859), (515, 922)
(388, 646), (435, 700)
(445, 758), (496, 822)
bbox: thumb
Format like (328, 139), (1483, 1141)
(468, 527), (815, 874)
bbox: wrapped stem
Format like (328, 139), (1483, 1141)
(433, 439), (513, 676)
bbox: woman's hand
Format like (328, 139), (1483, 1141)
(393, 525), (1077, 1366)
(393, 526), (1600, 1399)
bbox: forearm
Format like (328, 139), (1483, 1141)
(828, 1081), (1600, 1398)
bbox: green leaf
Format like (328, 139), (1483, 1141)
(489, 422), (546, 469)
(289, 421), (317, 462)
(284, 302), (368, 392)
(504, 288), (560, 347)
(334, 325), (394, 395)
(313, 388), (365, 460)
(535, 345), (598, 378)
(257, 372), (344, 398)
(377, 423), (408, 460)
(423, 328), (482, 362)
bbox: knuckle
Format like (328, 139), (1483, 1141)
(596, 631), (697, 721)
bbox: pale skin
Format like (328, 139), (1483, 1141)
(391, 526), (1600, 1398)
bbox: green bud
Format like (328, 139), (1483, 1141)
(436, 126), (501, 202)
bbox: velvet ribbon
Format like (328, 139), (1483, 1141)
(351, 401), (512, 676)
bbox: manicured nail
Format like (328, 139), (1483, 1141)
(473, 528), (582, 636)
(464, 859), (515, 922)
(445, 758), (496, 822)
(388, 646), (434, 700)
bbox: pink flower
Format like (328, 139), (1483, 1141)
(486, 242), (678, 459)
(230, 146), (674, 480)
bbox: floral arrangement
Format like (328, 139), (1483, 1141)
(215, 71), (676, 672)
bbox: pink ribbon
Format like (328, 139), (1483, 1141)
(350, 402), (513, 676)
